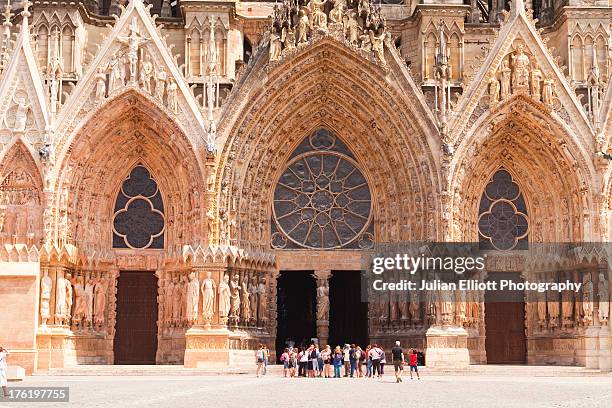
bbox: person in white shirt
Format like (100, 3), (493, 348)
(369, 344), (383, 378)
(342, 344), (350, 377)
(0, 346), (9, 397)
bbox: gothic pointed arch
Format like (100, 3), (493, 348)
(215, 37), (440, 247)
(54, 90), (205, 252)
(271, 129), (373, 250)
(0, 140), (43, 246)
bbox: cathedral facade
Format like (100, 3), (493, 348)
(0, 0), (611, 374)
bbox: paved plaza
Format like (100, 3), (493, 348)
(1, 371), (611, 408)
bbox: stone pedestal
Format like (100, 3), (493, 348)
(584, 326), (600, 369)
(598, 327), (612, 372)
(183, 326), (231, 368)
(36, 327), (77, 371)
(316, 320), (329, 346)
(425, 326), (470, 369)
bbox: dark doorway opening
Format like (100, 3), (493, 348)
(276, 271), (316, 359)
(328, 270), (368, 349)
(485, 272), (526, 364)
(114, 271), (159, 364)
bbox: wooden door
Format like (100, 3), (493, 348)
(114, 271), (158, 364)
(485, 273), (526, 364)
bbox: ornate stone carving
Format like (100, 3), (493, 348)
(218, 273), (231, 324)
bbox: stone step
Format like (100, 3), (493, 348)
(37, 364), (610, 377)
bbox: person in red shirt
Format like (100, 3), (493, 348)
(409, 349), (420, 380)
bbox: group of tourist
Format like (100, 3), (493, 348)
(255, 344), (271, 378)
(271, 341), (420, 382)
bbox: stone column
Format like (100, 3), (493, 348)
(314, 269), (331, 346)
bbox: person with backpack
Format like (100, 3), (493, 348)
(255, 344), (265, 378)
(369, 343), (383, 378)
(348, 344), (357, 377)
(391, 340), (405, 383)
(281, 348), (290, 377)
(332, 346), (343, 378)
(289, 348), (298, 377)
(409, 349), (420, 380)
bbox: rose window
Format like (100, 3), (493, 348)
(272, 129), (373, 250)
(112, 165), (165, 249)
(478, 169), (528, 250)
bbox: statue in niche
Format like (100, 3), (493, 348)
(455, 289), (467, 325)
(241, 275), (250, 323)
(390, 292), (399, 322)
(155, 69), (167, 100)
(511, 44), (530, 88)
(65, 273), (73, 325)
(109, 52), (125, 91)
(165, 276), (175, 325)
(201, 271), (216, 322)
(268, 26), (282, 62)
(531, 63), (543, 101)
(139, 55), (154, 93)
(249, 276), (258, 324)
(440, 289), (453, 323)
(186, 272), (199, 324)
(310, 0), (328, 30)
(344, 10), (359, 45)
(547, 279), (560, 328)
(13, 97), (31, 132)
(500, 60), (511, 98)
(72, 276), (87, 324)
(257, 276), (268, 326)
(218, 274), (231, 323)
(296, 8), (310, 44)
(316, 280), (329, 321)
(399, 294), (409, 323)
(178, 275), (187, 325)
(94, 67), (107, 101)
(94, 277), (107, 326)
(359, 28), (371, 52)
(55, 273), (67, 325)
(379, 289), (389, 320)
(582, 273), (593, 325)
(598, 273), (609, 324)
(409, 289), (420, 324)
(166, 79), (178, 113)
(489, 76), (500, 103)
(229, 273), (241, 321)
(542, 77), (554, 106)
(84, 275), (95, 327)
(117, 18), (150, 84)
(329, 0), (345, 24)
(561, 282), (574, 327)
(171, 275), (182, 325)
(369, 28), (387, 66)
(40, 269), (52, 328)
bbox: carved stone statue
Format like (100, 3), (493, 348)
(165, 276), (175, 325)
(269, 26), (282, 62)
(166, 79), (178, 113)
(344, 10), (359, 45)
(55, 273), (67, 325)
(440, 289), (453, 324)
(117, 18), (150, 84)
(296, 8), (309, 44)
(511, 44), (530, 89)
(500, 60), (511, 99)
(329, 0), (345, 24)
(84, 276), (95, 326)
(218, 274), (231, 323)
(155, 69), (167, 100)
(311, 0), (328, 30)
(94, 278), (107, 326)
(542, 77), (554, 106)
(94, 67), (107, 101)
(229, 273), (240, 320)
(316, 280), (329, 321)
(582, 273), (593, 325)
(171, 276), (182, 325)
(369, 28), (386, 66)
(489, 76), (500, 103)
(531, 63), (542, 101)
(139, 55), (154, 93)
(65, 273), (73, 325)
(257, 277), (268, 325)
(561, 283), (574, 327)
(249, 276), (258, 323)
(409, 289), (420, 324)
(547, 281), (560, 328)
(241, 275), (250, 323)
(185, 272), (199, 324)
(178, 276), (187, 324)
(598, 272), (609, 324)
(109, 53), (125, 91)
(201, 271), (216, 322)
(40, 269), (52, 328)
(13, 97), (31, 132)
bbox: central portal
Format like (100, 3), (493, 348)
(275, 271), (316, 358)
(114, 271), (159, 364)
